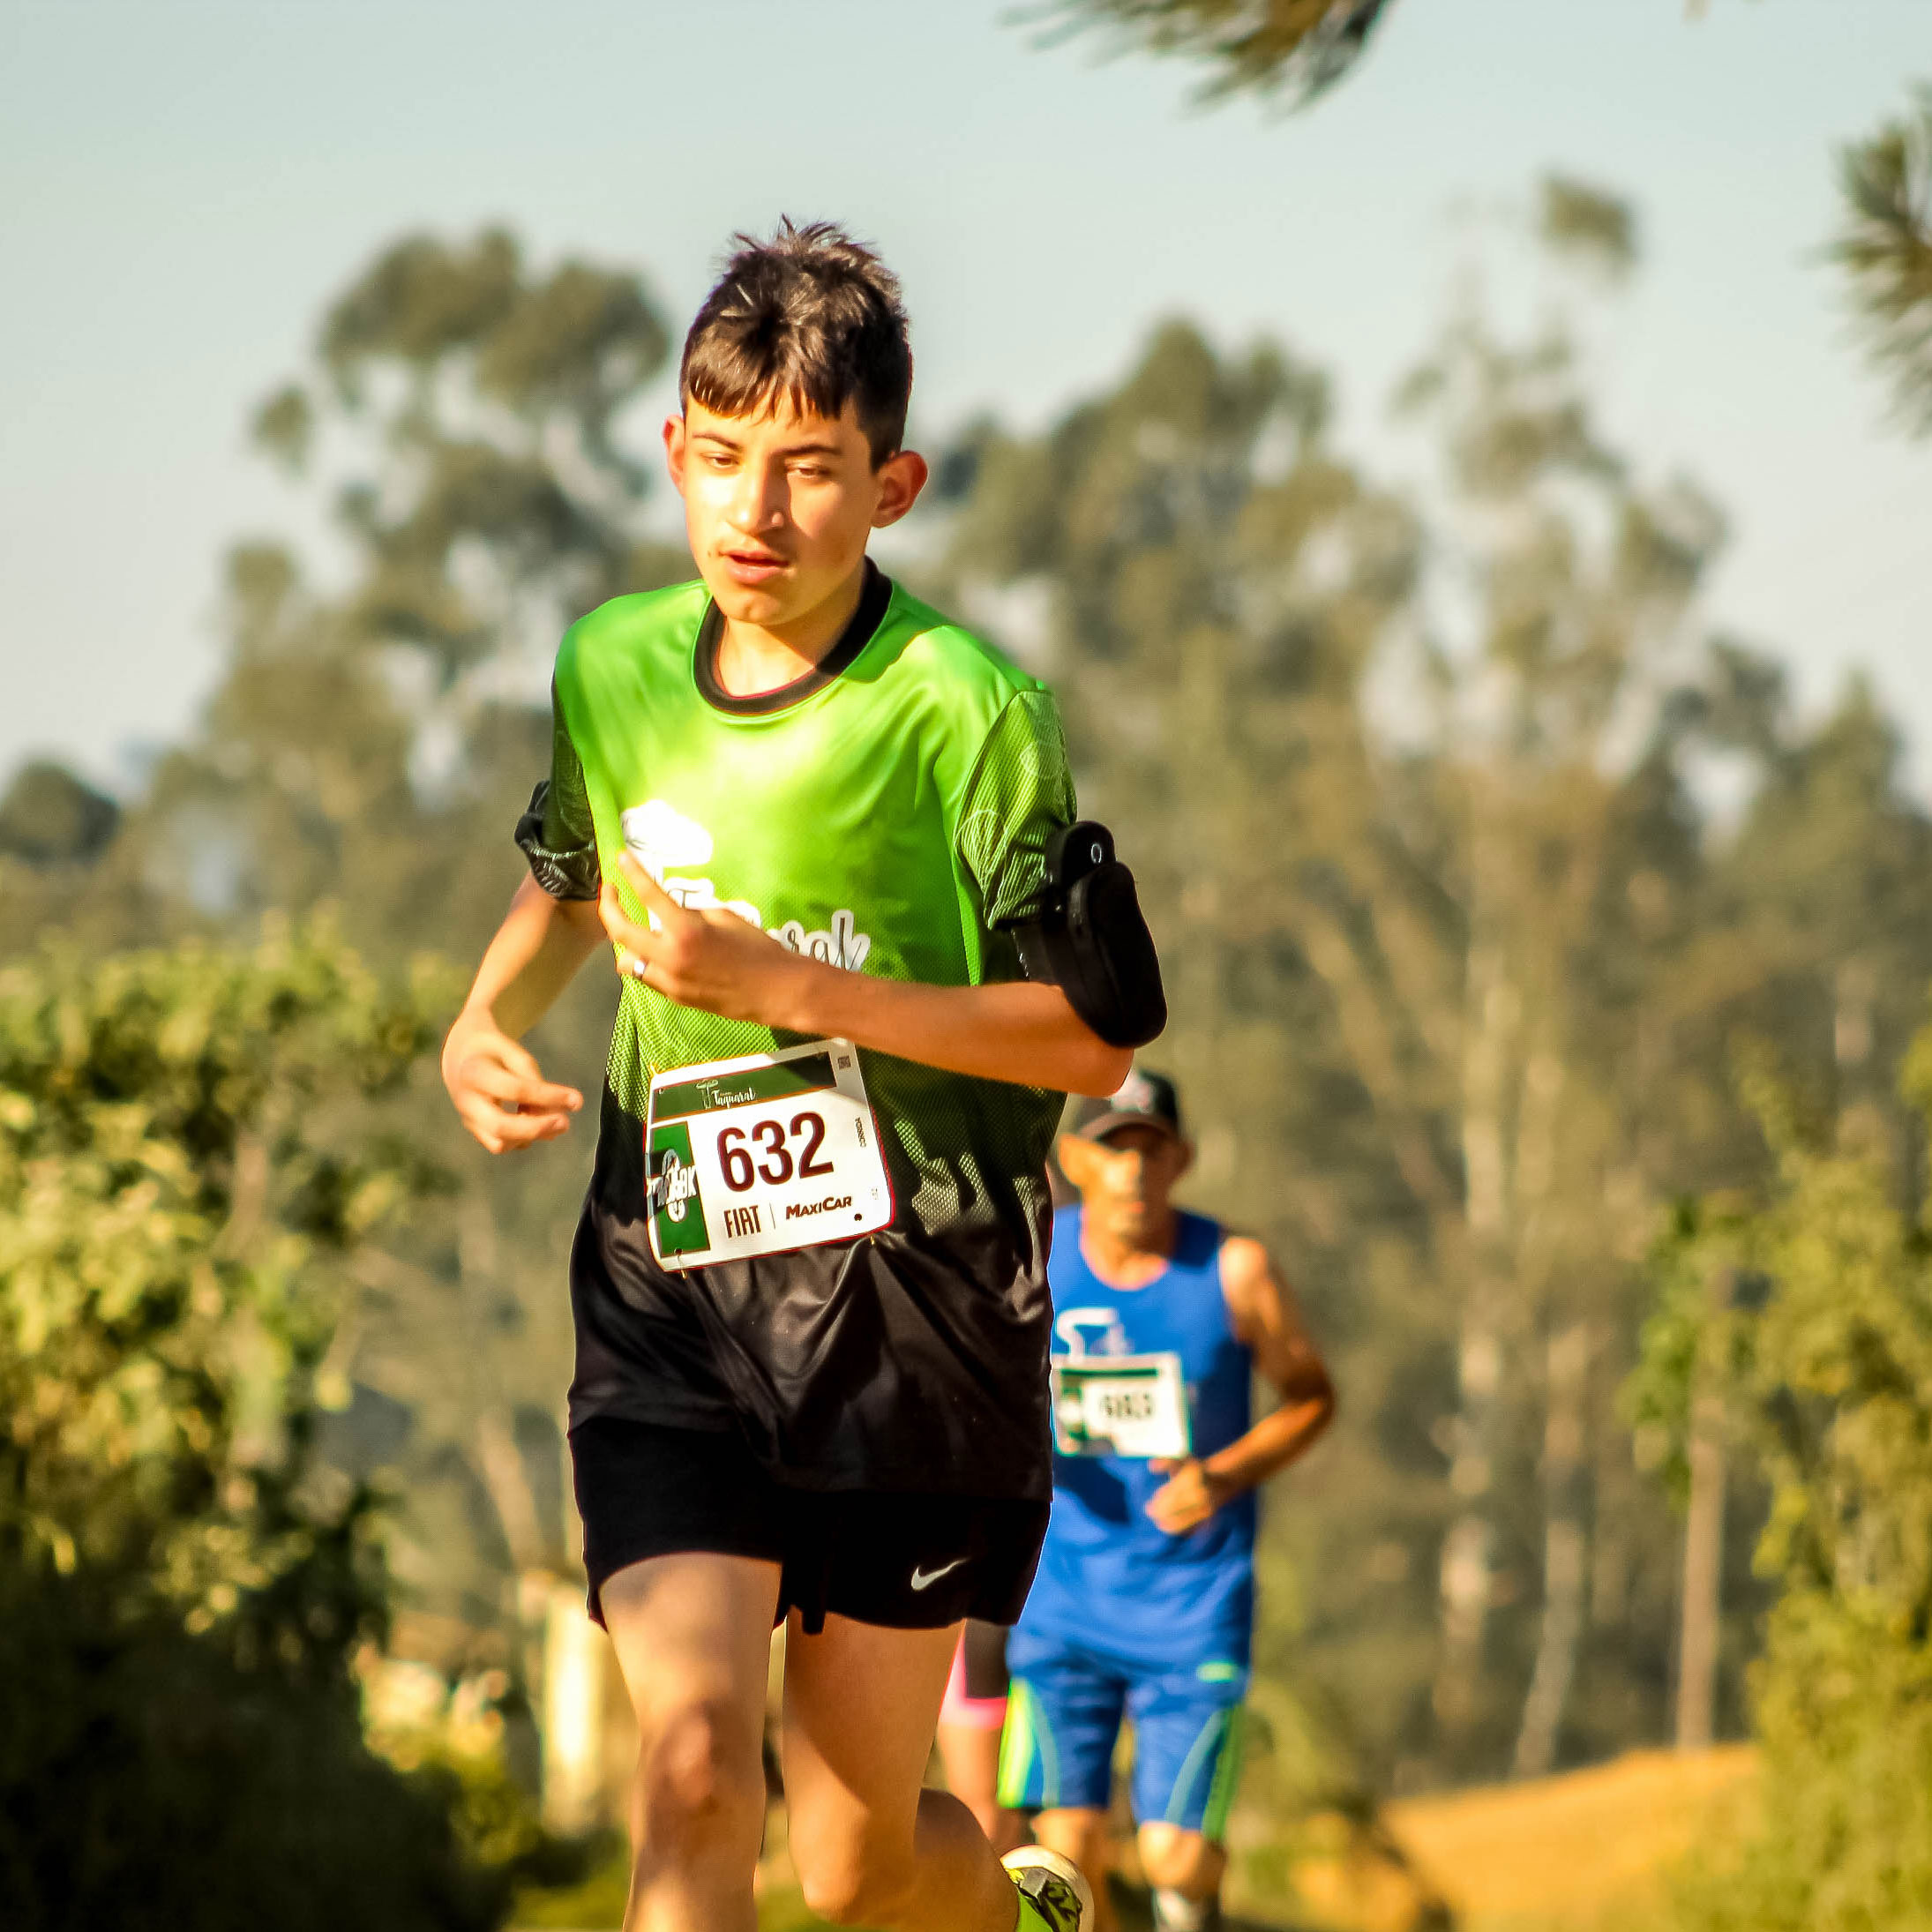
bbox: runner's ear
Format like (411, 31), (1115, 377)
(1057, 1134), (1099, 1192)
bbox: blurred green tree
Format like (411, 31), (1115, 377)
(0, 917), (448, 1635)
(0, 921), (520, 1928)
(106, 228), (681, 1672)
(1636, 1026), (1932, 1931)
(923, 171), (1932, 1790)
(0, 760), (120, 870)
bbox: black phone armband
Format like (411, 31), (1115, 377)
(1010, 820), (1167, 1049)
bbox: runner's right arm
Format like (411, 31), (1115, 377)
(442, 875), (600, 1153)
(1145, 1237), (1335, 1534)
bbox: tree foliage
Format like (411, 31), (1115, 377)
(0, 919), (451, 1645)
(1832, 84), (1932, 435)
(0, 1563), (508, 1932)
(1651, 1028), (1932, 1929)
(0, 761), (120, 870)
(1024, 0), (1397, 106)
(927, 173), (1932, 1792)
(88, 228), (678, 1661)
(0, 923), (520, 1928)
(11, 181), (1932, 1831)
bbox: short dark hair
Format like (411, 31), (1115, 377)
(679, 219), (913, 467)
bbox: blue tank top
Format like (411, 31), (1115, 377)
(1016, 1206), (1256, 1670)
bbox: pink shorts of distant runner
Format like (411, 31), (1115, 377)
(940, 1620), (1010, 1729)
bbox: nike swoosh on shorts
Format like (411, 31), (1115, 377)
(910, 1558), (967, 1591)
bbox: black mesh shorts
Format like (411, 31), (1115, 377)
(570, 1416), (1050, 1634)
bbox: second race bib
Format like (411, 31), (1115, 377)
(1052, 1353), (1193, 1460)
(645, 1038), (894, 1271)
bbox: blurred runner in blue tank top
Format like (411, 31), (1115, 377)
(1000, 1071), (1335, 1932)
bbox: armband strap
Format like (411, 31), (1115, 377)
(513, 781), (602, 901)
(1011, 820), (1167, 1050)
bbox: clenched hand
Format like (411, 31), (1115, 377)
(1145, 1456), (1232, 1536)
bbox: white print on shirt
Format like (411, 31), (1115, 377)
(620, 799), (872, 969)
(1056, 1307), (1134, 1360)
(770, 910), (872, 971)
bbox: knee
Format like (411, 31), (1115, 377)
(1036, 1806), (1110, 1873)
(793, 1831), (914, 1928)
(1138, 1823), (1224, 1892)
(632, 1699), (766, 1858)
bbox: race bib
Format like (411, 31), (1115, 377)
(645, 1038), (894, 1271)
(1052, 1354), (1193, 1460)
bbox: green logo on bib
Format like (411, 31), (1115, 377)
(648, 1120), (711, 1258)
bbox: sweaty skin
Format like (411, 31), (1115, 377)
(1034, 1123), (1335, 1932)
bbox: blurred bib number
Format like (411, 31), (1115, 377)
(1052, 1355), (1192, 1460)
(646, 1038), (893, 1271)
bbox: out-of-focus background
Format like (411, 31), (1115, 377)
(4, 4), (1931, 1928)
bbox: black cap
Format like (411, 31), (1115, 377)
(1068, 1067), (1182, 1142)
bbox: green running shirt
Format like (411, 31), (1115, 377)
(522, 564), (1076, 1498)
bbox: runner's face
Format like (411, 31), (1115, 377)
(665, 398), (925, 633)
(1062, 1124), (1190, 1244)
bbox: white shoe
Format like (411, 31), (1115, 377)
(1002, 1845), (1095, 1932)
(1150, 1887), (1222, 1932)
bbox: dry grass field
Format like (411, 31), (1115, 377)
(1249, 1746), (1758, 1932)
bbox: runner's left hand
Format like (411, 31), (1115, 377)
(1146, 1456), (1231, 1535)
(600, 854), (808, 1025)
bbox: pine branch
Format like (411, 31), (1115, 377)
(1831, 86), (1932, 436)
(1019, 0), (1397, 107)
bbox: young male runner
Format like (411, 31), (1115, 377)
(998, 1072), (1335, 1932)
(440, 221), (1132, 1932)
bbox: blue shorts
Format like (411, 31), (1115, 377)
(996, 1634), (1249, 1839)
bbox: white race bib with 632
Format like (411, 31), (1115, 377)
(645, 1038), (894, 1270)
(1052, 1354), (1192, 1460)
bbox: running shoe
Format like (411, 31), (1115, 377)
(1002, 1846), (1094, 1932)
(1150, 1887), (1222, 1932)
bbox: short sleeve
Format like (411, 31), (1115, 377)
(513, 681), (602, 900)
(955, 689), (1078, 938)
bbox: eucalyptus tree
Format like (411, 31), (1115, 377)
(927, 177), (1757, 1784)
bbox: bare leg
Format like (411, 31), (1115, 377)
(783, 1613), (1021, 1931)
(599, 1553), (782, 1932)
(1139, 1824), (1226, 1926)
(937, 1719), (1026, 1853)
(1031, 1808), (1115, 1932)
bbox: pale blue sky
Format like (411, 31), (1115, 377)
(3, 0), (1928, 788)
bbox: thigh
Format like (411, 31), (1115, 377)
(600, 1549), (782, 1739)
(998, 1637), (1126, 1815)
(780, 1611), (962, 1845)
(1123, 1664), (1247, 1839)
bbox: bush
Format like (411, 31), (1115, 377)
(1652, 1045), (1932, 1928)
(0, 1562), (509, 1931)
(0, 925), (510, 1926)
